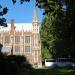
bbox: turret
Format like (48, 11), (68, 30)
(32, 1), (39, 48)
(32, 1), (39, 33)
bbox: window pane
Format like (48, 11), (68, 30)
(25, 36), (30, 43)
(5, 35), (10, 44)
(15, 45), (20, 52)
(25, 46), (30, 52)
(15, 36), (20, 44)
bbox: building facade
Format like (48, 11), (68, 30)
(0, 6), (42, 67)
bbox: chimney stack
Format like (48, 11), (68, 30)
(10, 19), (15, 35)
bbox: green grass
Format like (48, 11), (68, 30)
(31, 68), (75, 75)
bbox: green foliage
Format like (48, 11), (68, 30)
(0, 6), (8, 27)
(41, 14), (55, 58)
(40, 0), (75, 59)
(40, 13), (60, 58)
(42, 47), (52, 59)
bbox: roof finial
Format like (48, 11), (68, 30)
(33, 0), (38, 22)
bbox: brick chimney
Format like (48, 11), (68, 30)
(10, 19), (15, 35)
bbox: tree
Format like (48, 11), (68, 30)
(39, 0), (75, 59)
(40, 17), (53, 59)
(0, 6), (8, 27)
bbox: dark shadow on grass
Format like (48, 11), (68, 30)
(0, 54), (33, 75)
(0, 53), (75, 75)
(0, 44), (75, 75)
(0, 43), (33, 75)
(30, 67), (75, 75)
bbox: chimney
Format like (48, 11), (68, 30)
(10, 19), (15, 35)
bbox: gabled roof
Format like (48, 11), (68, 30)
(0, 23), (33, 32)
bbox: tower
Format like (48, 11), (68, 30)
(32, 1), (39, 48)
(32, 1), (38, 33)
(32, 1), (42, 67)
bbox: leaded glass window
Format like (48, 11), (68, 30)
(25, 46), (31, 52)
(15, 45), (20, 52)
(15, 36), (20, 44)
(25, 36), (30, 43)
(5, 35), (10, 44)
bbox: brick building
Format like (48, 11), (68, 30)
(0, 5), (42, 67)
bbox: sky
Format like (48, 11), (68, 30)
(0, 0), (43, 23)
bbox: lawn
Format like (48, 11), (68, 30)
(31, 68), (75, 75)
